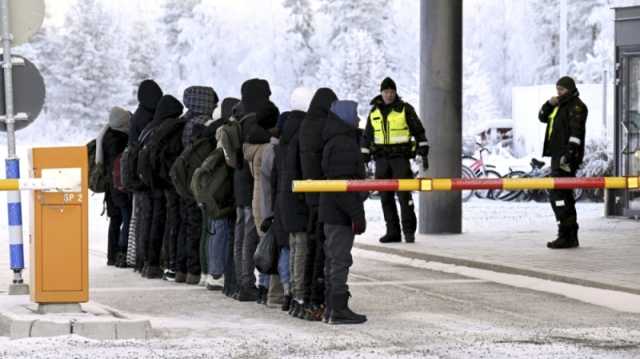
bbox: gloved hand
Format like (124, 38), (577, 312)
(421, 156), (429, 171)
(352, 216), (367, 235)
(260, 217), (274, 233)
(416, 144), (430, 158)
(566, 142), (579, 164)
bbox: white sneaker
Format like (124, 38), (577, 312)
(206, 275), (224, 291)
(198, 273), (207, 287)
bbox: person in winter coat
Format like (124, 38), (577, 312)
(202, 97), (241, 292)
(129, 80), (163, 274)
(299, 87), (338, 321)
(176, 86), (218, 285)
(538, 76), (588, 249)
(241, 78), (280, 304)
(138, 95), (184, 279)
(320, 100), (367, 325)
(274, 87), (314, 317)
(97, 106), (131, 267)
(361, 77), (429, 244)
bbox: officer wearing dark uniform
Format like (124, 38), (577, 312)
(538, 76), (588, 249)
(361, 77), (429, 243)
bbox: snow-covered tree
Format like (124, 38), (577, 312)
(283, 0), (316, 86)
(56, 0), (129, 135)
(463, 48), (501, 136)
(127, 20), (162, 107)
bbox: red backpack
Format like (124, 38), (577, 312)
(112, 152), (125, 192)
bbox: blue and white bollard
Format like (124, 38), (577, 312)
(6, 158), (25, 284)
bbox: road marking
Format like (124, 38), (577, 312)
(348, 278), (487, 286)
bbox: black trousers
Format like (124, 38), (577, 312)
(324, 224), (355, 298)
(107, 209), (122, 264)
(304, 206), (325, 306)
(375, 155), (417, 235)
(549, 168), (578, 226)
(177, 199), (202, 275)
(163, 189), (182, 271)
(142, 189), (166, 267)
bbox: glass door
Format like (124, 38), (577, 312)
(622, 55), (640, 216)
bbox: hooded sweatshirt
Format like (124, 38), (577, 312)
(129, 80), (163, 146)
(96, 107), (130, 165)
(299, 87), (338, 206)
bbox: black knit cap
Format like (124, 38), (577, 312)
(556, 76), (577, 92)
(380, 77), (397, 92)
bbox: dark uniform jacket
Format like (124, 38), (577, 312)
(362, 95), (428, 157)
(538, 92), (588, 170)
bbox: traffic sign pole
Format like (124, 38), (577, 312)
(1, 0), (28, 295)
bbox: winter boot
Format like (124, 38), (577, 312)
(186, 273), (201, 285)
(328, 293), (367, 325)
(404, 233), (416, 243)
(566, 224), (580, 248)
(547, 224), (577, 249)
(289, 298), (303, 316)
(305, 303), (325, 322)
(237, 286), (258, 302)
(256, 286), (269, 305)
(115, 253), (127, 268)
(175, 271), (187, 283)
(146, 266), (164, 279)
(282, 295), (292, 312)
(379, 232), (401, 244)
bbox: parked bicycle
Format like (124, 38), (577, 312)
(461, 143), (502, 201)
(497, 158), (584, 202)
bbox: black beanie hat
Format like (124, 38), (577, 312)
(380, 77), (397, 92)
(556, 76), (577, 92)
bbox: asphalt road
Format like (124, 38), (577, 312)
(2, 251), (639, 359)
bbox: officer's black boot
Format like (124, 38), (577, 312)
(328, 293), (367, 325)
(547, 224), (574, 249)
(567, 224), (579, 248)
(379, 230), (401, 243)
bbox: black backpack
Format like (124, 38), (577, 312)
(137, 118), (186, 189)
(170, 137), (216, 200)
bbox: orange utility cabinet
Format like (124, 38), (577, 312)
(30, 146), (89, 303)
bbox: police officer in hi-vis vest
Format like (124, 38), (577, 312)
(361, 77), (429, 243)
(538, 76), (588, 249)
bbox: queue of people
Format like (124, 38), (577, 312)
(92, 77), (429, 325)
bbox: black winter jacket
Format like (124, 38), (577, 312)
(318, 112), (366, 226)
(538, 92), (588, 170)
(300, 88), (338, 207)
(129, 80), (162, 146)
(274, 110), (308, 233)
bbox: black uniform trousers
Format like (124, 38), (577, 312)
(549, 168), (578, 226)
(374, 155), (417, 235)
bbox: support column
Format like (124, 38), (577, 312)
(419, 0), (463, 234)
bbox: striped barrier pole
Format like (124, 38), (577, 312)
(292, 176), (640, 193)
(5, 158), (25, 291)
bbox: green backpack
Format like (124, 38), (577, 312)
(170, 137), (216, 200)
(191, 148), (234, 219)
(87, 139), (108, 193)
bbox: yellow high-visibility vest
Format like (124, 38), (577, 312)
(370, 107), (411, 145)
(548, 106), (559, 140)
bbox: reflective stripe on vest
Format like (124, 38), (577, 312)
(548, 106), (559, 140)
(369, 107), (411, 145)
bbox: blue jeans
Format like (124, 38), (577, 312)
(278, 247), (290, 293)
(258, 272), (270, 288)
(207, 217), (232, 277)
